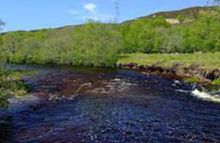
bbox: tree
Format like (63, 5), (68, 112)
(0, 19), (5, 62)
(121, 16), (170, 53)
(113, 0), (120, 23)
(71, 22), (122, 66)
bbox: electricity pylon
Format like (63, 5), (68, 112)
(114, 0), (120, 24)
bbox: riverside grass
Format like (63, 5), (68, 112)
(118, 52), (220, 70)
(118, 52), (220, 86)
(0, 69), (37, 108)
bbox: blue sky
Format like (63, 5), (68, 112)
(0, 0), (208, 32)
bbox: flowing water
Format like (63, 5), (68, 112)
(0, 65), (220, 143)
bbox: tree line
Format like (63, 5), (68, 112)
(0, 8), (220, 66)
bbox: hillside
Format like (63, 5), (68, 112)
(0, 6), (219, 67)
(145, 6), (215, 19)
(124, 6), (216, 24)
(0, 6), (216, 34)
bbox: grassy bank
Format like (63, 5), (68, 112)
(118, 52), (220, 86)
(0, 68), (34, 108)
(118, 52), (220, 69)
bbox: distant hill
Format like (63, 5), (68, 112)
(124, 6), (216, 24)
(145, 6), (215, 18)
(0, 6), (217, 34)
(0, 6), (219, 66)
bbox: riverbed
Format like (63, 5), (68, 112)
(0, 65), (220, 143)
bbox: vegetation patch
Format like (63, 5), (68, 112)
(0, 68), (35, 108)
(118, 53), (220, 70)
(212, 79), (220, 86)
(118, 53), (220, 88)
(0, 8), (220, 67)
(184, 76), (202, 84)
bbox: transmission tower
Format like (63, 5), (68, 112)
(213, 0), (220, 5)
(206, 0), (212, 6)
(206, 0), (220, 6)
(114, 0), (120, 23)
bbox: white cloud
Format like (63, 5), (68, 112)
(83, 3), (96, 13)
(66, 3), (114, 22)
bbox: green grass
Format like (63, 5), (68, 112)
(118, 52), (220, 87)
(118, 52), (220, 70)
(0, 69), (37, 108)
(184, 76), (202, 84)
(212, 79), (220, 86)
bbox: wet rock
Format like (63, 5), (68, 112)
(205, 69), (220, 80)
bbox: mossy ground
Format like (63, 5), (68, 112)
(184, 76), (202, 84)
(212, 79), (220, 86)
(0, 69), (37, 108)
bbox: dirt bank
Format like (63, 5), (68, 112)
(117, 63), (220, 85)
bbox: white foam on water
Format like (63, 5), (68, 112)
(176, 89), (190, 93)
(191, 89), (220, 103)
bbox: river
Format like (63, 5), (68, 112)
(0, 64), (220, 143)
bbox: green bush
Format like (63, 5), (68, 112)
(0, 68), (28, 108)
(0, 9), (220, 66)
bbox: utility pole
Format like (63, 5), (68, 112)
(114, 0), (120, 23)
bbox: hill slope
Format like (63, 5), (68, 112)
(0, 6), (219, 67)
(124, 6), (216, 24)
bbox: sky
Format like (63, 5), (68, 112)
(0, 0), (209, 32)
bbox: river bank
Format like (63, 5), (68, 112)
(1, 56), (219, 108)
(117, 53), (220, 89)
(0, 67), (38, 108)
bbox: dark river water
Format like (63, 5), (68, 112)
(0, 65), (220, 143)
